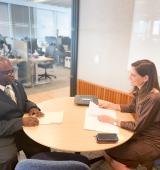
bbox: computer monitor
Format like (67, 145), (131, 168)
(45, 36), (57, 45)
(62, 36), (71, 50)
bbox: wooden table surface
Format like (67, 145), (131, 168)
(23, 97), (134, 152)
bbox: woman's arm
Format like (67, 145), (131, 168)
(120, 97), (136, 113)
(121, 94), (160, 133)
(99, 96), (136, 113)
(100, 94), (160, 132)
(98, 101), (121, 111)
(98, 115), (121, 126)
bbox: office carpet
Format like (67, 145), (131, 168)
(25, 65), (70, 95)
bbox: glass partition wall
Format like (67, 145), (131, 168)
(0, 1), (71, 99)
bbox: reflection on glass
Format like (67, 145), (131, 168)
(129, 0), (160, 76)
(152, 20), (160, 35)
(135, 20), (147, 34)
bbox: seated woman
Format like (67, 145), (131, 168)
(98, 59), (160, 170)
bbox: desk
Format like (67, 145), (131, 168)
(9, 58), (25, 65)
(9, 58), (26, 80)
(30, 56), (53, 85)
(23, 97), (134, 152)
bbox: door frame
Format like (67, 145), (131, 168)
(70, 0), (79, 96)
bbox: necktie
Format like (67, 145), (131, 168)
(4, 85), (16, 103)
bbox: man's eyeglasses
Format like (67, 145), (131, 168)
(0, 69), (14, 76)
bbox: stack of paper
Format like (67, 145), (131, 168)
(84, 102), (119, 133)
(38, 112), (63, 125)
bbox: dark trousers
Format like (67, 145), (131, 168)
(0, 141), (18, 170)
(0, 130), (50, 170)
(14, 130), (50, 158)
(0, 156), (17, 170)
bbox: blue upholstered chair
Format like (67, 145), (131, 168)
(15, 159), (91, 170)
(154, 159), (160, 168)
(31, 152), (90, 166)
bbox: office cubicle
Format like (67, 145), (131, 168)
(13, 40), (31, 84)
(0, 1), (71, 92)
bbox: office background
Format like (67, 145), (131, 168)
(0, 0), (71, 40)
(0, 0), (71, 94)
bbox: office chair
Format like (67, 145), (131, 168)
(38, 42), (57, 81)
(38, 60), (56, 81)
(154, 159), (160, 168)
(53, 44), (66, 65)
(31, 151), (90, 166)
(15, 159), (91, 170)
(31, 151), (104, 166)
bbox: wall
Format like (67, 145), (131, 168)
(77, 0), (134, 92)
(129, 0), (160, 77)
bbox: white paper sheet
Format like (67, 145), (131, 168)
(38, 112), (63, 125)
(84, 102), (119, 133)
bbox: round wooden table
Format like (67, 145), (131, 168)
(23, 97), (133, 152)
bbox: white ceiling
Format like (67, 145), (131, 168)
(29, 0), (72, 8)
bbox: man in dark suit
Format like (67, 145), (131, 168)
(0, 56), (50, 170)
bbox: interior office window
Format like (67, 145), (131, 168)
(0, 2), (10, 37)
(35, 8), (56, 45)
(129, 0), (160, 75)
(56, 10), (71, 37)
(11, 4), (30, 39)
(134, 20), (148, 35)
(152, 20), (160, 35)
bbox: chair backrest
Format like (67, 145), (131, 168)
(15, 159), (91, 170)
(45, 43), (56, 57)
(45, 36), (57, 45)
(154, 159), (160, 166)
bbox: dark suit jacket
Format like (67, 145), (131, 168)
(0, 80), (38, 162)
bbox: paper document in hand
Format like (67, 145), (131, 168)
(38, 112), (63, 125)
(84, 102), (118, 133)
(88, 101), (117, 118)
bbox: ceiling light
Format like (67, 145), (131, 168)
(31, 0), (49, 2)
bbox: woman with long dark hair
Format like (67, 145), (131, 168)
(98, 59), (160, 170)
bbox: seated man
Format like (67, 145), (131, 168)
(0, 56), (50, 170)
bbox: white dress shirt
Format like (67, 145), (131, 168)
(0, 84), (17, 103)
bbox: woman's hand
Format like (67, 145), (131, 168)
(28, 108), (44, 118)
(98, 115), (115, 124)
(98, 101), (120, 111)
(98, 115), (121, 126)
(98, 101), (112, 109)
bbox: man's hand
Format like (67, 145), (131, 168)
(28, 108), (44, 118)
(22, 117), (39, 127)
